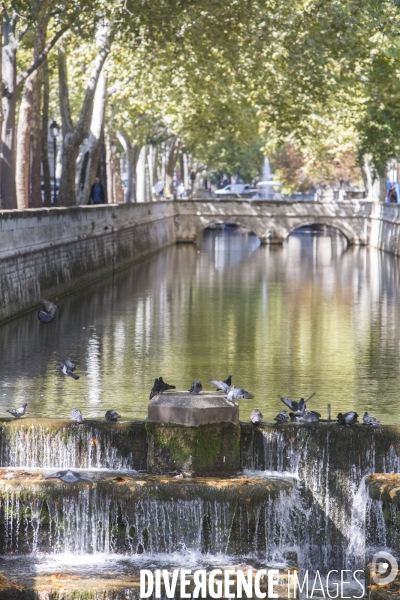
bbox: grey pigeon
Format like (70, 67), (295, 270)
(57, 361), (79, 380)
(290, 410), (321, 423)
(278, 392), (314, 413)
(209, 379), (231, 394)
(7, 403), (28, 419)
(105, 410), (121, 421)
(337, 412), (358, 426)
(250, 409), (263, 424)
(210, 376), (232, 392)
(274, 410), (289, 423)
(189, 381), (202, 394)
(45, 470), (91, 484)
(227, 385), (253, 403)
(70, 407), (84, 424)
(363, 412), (380, 427)
(149, 377), (176, 400)
(40, 298), (58, 317)
(38, 310), (53, 324)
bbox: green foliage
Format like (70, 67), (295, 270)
(11, 0), (400, 183)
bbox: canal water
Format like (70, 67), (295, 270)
(1, 226), (399, 424)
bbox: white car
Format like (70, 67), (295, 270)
(215, 183), (251, 195)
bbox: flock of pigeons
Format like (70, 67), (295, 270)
(267, 393), (379, 427)
(149, 375), (254, 404)
(6, 301), (381, 435)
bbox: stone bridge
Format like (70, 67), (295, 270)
(173, 199), (370, 244)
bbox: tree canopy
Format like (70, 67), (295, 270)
(2, 0), (400, 206)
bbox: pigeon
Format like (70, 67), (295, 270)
(149, 377), (176, 400)
(363, 412), (380, 427)
(40, 298), (58, 317)
(337, 412), (358, 426)
(188, 381), (202, 394)
(38, 310), (54, 324)
(278, 392), (315, 413)
(45, 470), (92, 484)
(7, 403), (28, 419)
(290, 410), (321, 423)
(56, 361), (79, 380)
(105, 410), (121, 421)
(250, 409), (263, 424)
(70, 407), (84, 424)
(209, 379), (231, 394)
(158, 377), (175, 392)
(274, 410), (289, 423)
(227, 385), (253, 403)
(210, 376), (232, 392)
(208, 380), (253, 403)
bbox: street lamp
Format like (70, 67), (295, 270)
(50, 120), (60, 204)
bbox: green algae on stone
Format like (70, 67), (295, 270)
(146, 421), (240, 476)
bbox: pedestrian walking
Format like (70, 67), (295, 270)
(89, 177), (106, 204)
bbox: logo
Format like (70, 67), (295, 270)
(371, 551), (398, 586)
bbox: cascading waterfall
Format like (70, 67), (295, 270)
(0, 482), (299, 560)
(0, 422), (145, 470)
(241, 423), (400, 575)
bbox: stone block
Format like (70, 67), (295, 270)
(148, 391), (238, 426)
(146, 420), (240, 476)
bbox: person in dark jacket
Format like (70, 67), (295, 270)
(89, 178), (105, 204)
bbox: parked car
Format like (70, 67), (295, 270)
(215, 183), (251, 195)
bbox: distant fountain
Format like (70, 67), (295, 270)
(262, 157), (273, 183)
(257, 158), (281, 200)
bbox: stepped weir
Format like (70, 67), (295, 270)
(0, 397), (398, 598)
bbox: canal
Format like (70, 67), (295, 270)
(1, 226), (399, 424)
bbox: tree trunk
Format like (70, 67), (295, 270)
(16, 16), (48, 209)
(105, 126), (123, 203)
(76, 67), (107, 204)
(41, 59), (51, 206)
(116, 131), (140, 202)
(164, 136), (180, 198)
(379, 175), (387, 202)
(0, 19), (3, 207)
(360, 155), (372, 201)
(2, 14), (17, 209)
(97, 132), (108, 201)
(57, 26), (111, 206)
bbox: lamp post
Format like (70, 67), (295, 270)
(50, 120), (60, 204)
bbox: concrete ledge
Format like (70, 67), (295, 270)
(148, 391), (239, 425)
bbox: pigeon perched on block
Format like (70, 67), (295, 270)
(149, 377), (176, 399)
(7, 403), (28, 419)
(290, 410), (321, 423)
(57, 361), (79, 380)
(278, 393), (315, 413)
(227, 385), (253, 403)
(250, 409), (263, 424)
(70, 407), (84, 424)
(209, 380), (253, 403)
(337, 412), (358, 426)
(363, 412), (379, 427)
(210, 376), (232, 392)
(45, 470), (91, 484)
(188, 381), (202, 394)
(105, 410), (121, 421)
(274, 410), (289, 423)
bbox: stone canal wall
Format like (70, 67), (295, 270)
(2, 199), (400, 322)
(0, 202), (176, 322)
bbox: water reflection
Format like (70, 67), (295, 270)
(1, 226), (400, 423)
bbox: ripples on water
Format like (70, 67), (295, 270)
(1, 225), (399, 423)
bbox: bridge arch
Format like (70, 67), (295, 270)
(285, 221), (352, 244)
(194, 217), (265, 241)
